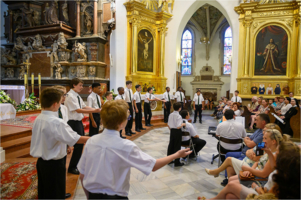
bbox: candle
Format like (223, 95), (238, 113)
(24, 73), (27, 84)
(38, 73), (41, 85)
(31, 73), (34, 85)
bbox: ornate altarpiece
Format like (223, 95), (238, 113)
(235, 1), (301, 99)
(124, 1), (172, 94)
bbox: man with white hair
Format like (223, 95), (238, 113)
(248, 96), (259, 112)
(223, 100), (232, 113)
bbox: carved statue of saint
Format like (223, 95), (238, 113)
(43, 3), (50, 24)
(14, 37), (29, 52)
(21, 5), (35, 27)
(57, 32), (68, 49)
(283, 84), (289, 95)
(260, 39), (281, 73)
(44, 2), (59, 25)
(2, 50), (17, 65)
(19, 66), (26, 79)
(84, 11), (93, 34)
(51, 40), (59, 62)
(6, 68), (14, 78)
(73, 41), (87, 62)
(62, 2), (69, 23)
(55, 64), (63, 79)
(32, 34), (45, 51)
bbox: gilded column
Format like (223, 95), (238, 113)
(160, 27), (167, 77)
(92, 0), (98, 36)
(130, 17), (140, 75)
(97, 0), (103, 37)
(76, 1), (81, 38)
(243, 19), (252, 77)
(296, 4), (301, 77)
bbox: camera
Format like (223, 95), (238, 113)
(255, 142), (265, 156)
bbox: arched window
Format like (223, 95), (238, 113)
(181, 30), (193, 75)
(223, 27), (232, 75)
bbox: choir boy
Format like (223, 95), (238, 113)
(193, 90), (205, 123)
(133, 85), (145, 132)
(30, 88), (90, 199)
(174, 87), (185, 110)
(104, 91), (113, 104)
(163, 87), (172, 123)
(115, 87), (126, 139)
(87, 83), (102, 137)
(167, 102), (186, 167)
(123, 81), (136, 136)
(78, 100), (191, 199)
(64, 78), (101, 175)
(144, 87), (166, 126)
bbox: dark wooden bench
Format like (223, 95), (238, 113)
(291, 107), (300, 140)
(241, 106), (251, 129)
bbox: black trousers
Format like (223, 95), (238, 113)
(89, 192), (128, 199)
(167, 129), (182, 164)
(67, 120), (84, 171)
(182, 137), (206, 156)
(125, 103), (133, 133)
(135, 103), (143, 130)
(194, 105), (203, 122)
(89, 113), (100, 137)
(144, 102), (152, 125)
(217, 142), (242, 162)
(37, 157), (65, 199)
(164, 102), (171, 123)
(180, 102), (184, 110)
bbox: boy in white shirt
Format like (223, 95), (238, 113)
(64, 78), (101, 175)
(174, 87), (185, 110)
(30, 88), (90, 199)
(87, 83), (102, 137)
(124, 81), (135, 136)
(104, 91), (113, 104)
(231, 90), (242, 104)
(115, 87), (127, 139)
(77, 100), (192, 199)
(180, 110), (206, 158)
(133, 85), (145, 132)
(163, 87), (172, 123)
(167, 102), (186, 167)
(193, 90), (205, 123)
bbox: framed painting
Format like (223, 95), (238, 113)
(137, 29), (154, 72)
(254, 25), (288, 76)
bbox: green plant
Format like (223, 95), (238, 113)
(16, 93), (40, 112)
(0, 90), (16, 107)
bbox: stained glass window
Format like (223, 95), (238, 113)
(181, 30), (192, 75)
(223, 27), (232, 75)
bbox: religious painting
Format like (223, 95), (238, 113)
(254, 25), (288, 76)
(137, 29), (154, 72)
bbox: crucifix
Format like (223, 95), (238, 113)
(22, 59), (31, 74)
(21, 59), (31, 98)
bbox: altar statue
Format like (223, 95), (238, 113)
(32, 34), (45, 51)
(57, 32), (68, 49)
(44, 2), (59, 25)
(260, 38), (281, 73)
(84, 11), (93, 34)
(73, 41), (87, 62)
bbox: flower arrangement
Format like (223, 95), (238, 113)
(16, 93), (40, 112)
(151, 85), (156, 94)
(0, 90), (16, 107)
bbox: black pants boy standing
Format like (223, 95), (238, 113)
(194, 105), (203, 123)
(144, 102), (152, 125)
(126, 103), (133, 133)
(89, 113), (100, 136)
(135, 103), (143, 130)
(164, 102), (171, 123)
(167, 129), (182, 165)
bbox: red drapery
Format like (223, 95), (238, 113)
(261, 25), (287, 50)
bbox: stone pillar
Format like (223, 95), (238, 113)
(97, 0), (103, 36)
(92, 0), (98, 36)
(159, 27), (167, 77)
(76, 1), (81, 38)
(243, 20), (252, 77)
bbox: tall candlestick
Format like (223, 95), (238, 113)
(24, 73), (28, 98)
(31, 73), (34, 94)
(38, 73), (41, 85)
(24, 73), (27, 85)
(38, 73), (41, 100)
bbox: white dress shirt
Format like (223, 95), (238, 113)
(231, 96), (242, 103)
(163, 92), (173, 102)
(144, 93), (154, 103)
(281, 103), (292, 115)
(216, 119), (246, 150)
(124, 88), (133, 103)
(133, 91), (142, 103)
(194, 93), (204, 98)
(174, 91), (185, 102)
(181, 119), (197, 141)
(65, 89), (86, 121)
(223, 105), (230, 113)
(115, 94), (125, 100)
(60, 104), (69, 123)
(77, 129), (156, 196)
(193, 95), (204, 106)
(30, 110), (81, 160)
(234, 109), (241, 116)
(168, 111), (182, 129)
(87, 91), (101, 109)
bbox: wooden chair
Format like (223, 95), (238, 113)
(291, 107), (300, 140)
(181, 131), (197, 163)
(268, 106), (276, 123)
(241, 106), (251, 129)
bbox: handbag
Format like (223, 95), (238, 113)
(239, 171), (255, 181)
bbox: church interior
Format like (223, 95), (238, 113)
(0, 0), (300, 199)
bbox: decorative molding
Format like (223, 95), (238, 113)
(259, 10), (292, 16)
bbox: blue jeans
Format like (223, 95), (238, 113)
(224, 152), (246, 178)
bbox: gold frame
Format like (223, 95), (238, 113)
(235, 1), (301, 99)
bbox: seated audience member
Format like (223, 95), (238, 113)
(232, 103), (241, 116)
(204, 141), (299, 200)
(231, 90), (242, 104)
(249, 99), (269, 130)
(268, 99), (274, 107)
(248, 96), (259, 112)
(289, 92), (294, 98)
(223, 100), (232, 114)
(278, 98), (299, 137)
(204, 98), (209, 110)
(77, 100), (192, 199)
(104, 91), (113, 104)
(209, 97), (214, 110)
(180, 110), (206, 158)
(211, 100), (224, 117)
(275, 96), (285, 112)
(272, 97), (279, 108)
(277, 97), (292, 116)
(214, 110), (246, 162)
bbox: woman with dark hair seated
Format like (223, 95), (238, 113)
(278, 98), (299, 137)
(277, 97), (292, 116)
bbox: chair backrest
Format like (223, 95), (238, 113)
(268, 106), (276, 123)
(241, 106), (251, 129)
(290, 107), (300, 139)
(182, 131), (190, 136)
(219, 137), (243, 144)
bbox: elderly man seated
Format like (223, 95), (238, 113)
(248, 96), (259, 112)
(223, 100), (232, 114)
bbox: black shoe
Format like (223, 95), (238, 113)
(130, 131), (136, 134)
(168, 161), (174, 165)
(65, 193), (71, 199)
(149, 124), (154, 126)
(121, 136), (126, 139)
(136, 129), (141, 132)
(140, 127), (146, 130)
(199, 121), (202, 124)
(68, 168), (79, 175)
(126, 132), (132, 136)
(164, 121), (168, 123)
(146, 124), (152, 127)
(174, 163), (185, 167)
(220, 178), (228, 187)
(193, 121), (196, 123)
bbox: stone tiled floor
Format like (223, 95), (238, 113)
(74, 110), (225, 199)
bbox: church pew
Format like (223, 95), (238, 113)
(291, 107), (300, 140)
(268, 106), (276, 123)
(241, 106), (251, 129)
